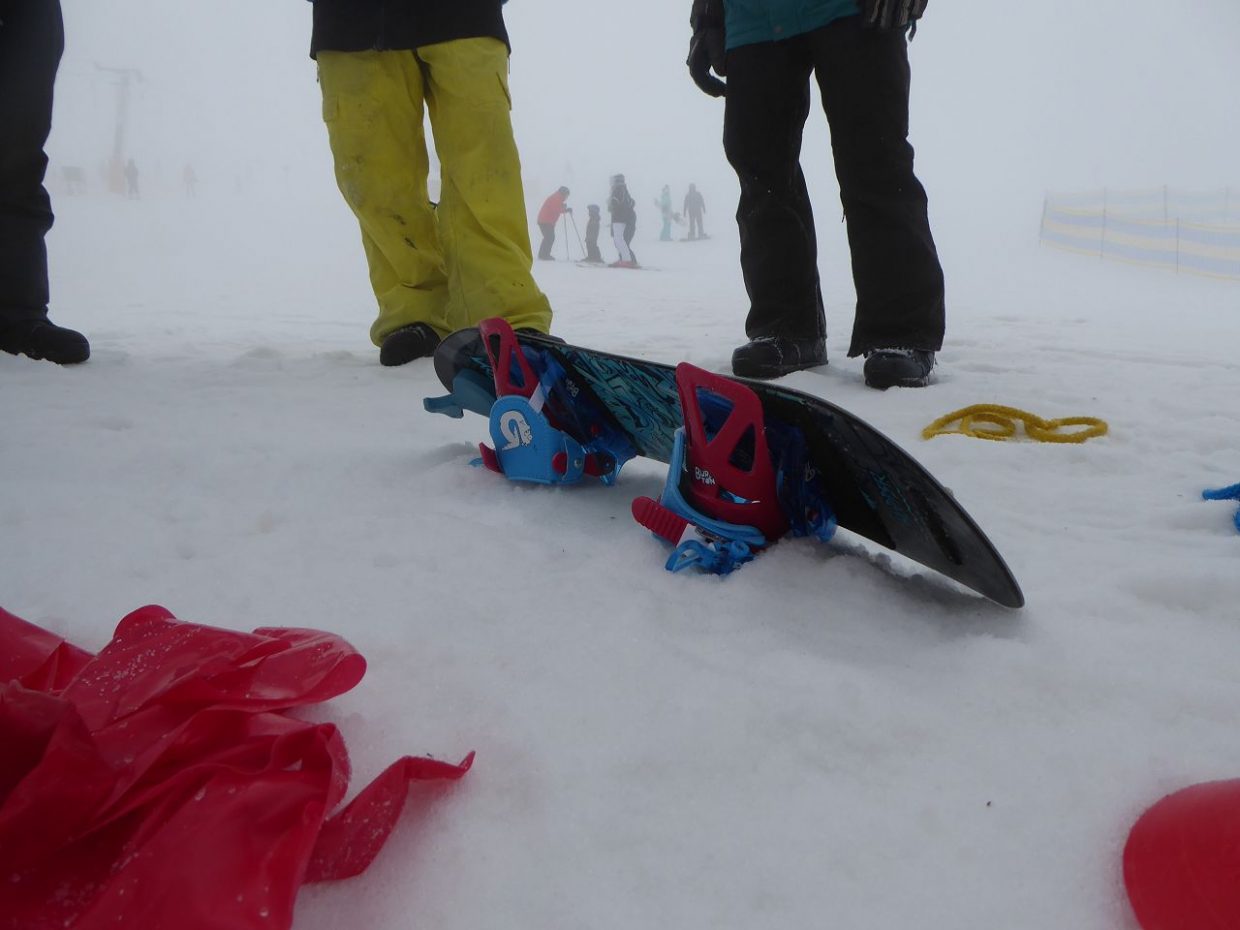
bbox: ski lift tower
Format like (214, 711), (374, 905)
(94, 63), (144, 195)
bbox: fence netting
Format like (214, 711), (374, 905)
(1040, 188), (1240, 281)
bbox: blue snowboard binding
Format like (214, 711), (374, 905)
(439, 319), (635, 486)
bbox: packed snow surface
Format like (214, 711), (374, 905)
(4, 188), (1238, 930)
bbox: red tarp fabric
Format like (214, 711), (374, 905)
(0, 605), (473, 930)
(1123, 779), (1240, 930)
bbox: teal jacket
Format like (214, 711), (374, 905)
(724, 0), (860, 50)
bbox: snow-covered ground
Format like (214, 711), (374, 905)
(4, 185), (1240, 930)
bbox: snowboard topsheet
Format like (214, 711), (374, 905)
(432, 328), (1024, 608)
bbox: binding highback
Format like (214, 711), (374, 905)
(673, 363), (788, 541)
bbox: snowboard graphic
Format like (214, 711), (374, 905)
(429, 326), (1024, 608)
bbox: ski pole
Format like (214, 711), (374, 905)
(568, 211), (586, 261)
(561, 213), (570, 261)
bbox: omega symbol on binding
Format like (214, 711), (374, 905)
(499, 410), (534, 450)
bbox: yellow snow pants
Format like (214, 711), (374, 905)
(318, 38), (552, 346)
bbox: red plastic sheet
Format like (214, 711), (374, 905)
(0, 605), (473, 930)
(1123, 779), (1240, 930)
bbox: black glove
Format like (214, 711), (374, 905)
(687, 0), (727, 98)
(860, 0), (928, 35)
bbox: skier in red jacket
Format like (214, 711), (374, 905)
(536, 186), (572, 260)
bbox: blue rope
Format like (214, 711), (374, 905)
(1202, 483), (1240, 533)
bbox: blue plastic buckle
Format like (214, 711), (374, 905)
(480, 395), (588, 485)
(1203, 483), (1240, 533)
(667, 537), (757, 575)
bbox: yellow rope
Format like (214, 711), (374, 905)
(922, 404), (1109, 443)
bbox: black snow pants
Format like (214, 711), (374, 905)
(723, 16), (944, 356)
(537, 221), (556, 259)
(0, 0), (63, 328)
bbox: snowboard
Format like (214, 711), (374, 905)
(428, 326), (1024, 608)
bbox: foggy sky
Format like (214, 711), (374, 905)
(49, 0), (1240, 235)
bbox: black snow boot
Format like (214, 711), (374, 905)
(863, 348), (935, 389)
(731, 335), (826, 379)
(379, 323), (440, 367)
(0, 319), (90, 365)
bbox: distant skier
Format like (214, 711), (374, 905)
(536, 185), (572, 260)
(582, 204), (605, 263)
(655, 184), (674, 241)
(608, 174), (638, 268)
(683, 183), (706, 240)
(124, 158), (140, 200)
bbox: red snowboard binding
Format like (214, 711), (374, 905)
(632, 363), (790, 574)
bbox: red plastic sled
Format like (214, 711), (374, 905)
(1124, 779), (1240, 930)
(0, 605), (472, 930)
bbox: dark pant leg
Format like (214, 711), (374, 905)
(623, 221), (636, 263)
(537, 222), (555, 259)
(0, 0), (63, 326)
(724, 39), (824, 342)
(808, 17), (944, 356)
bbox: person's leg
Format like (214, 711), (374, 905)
(419, 38), (552, 333)
(623, 221), (638, 265)
(585, 233), (602, 262)
(611, 223), (633, 263)
(809, 17), (944, 357)
(0, 0), (61, 327)
(723, 39), (824, 344)
(317, 49), (449, 347)
(537, 221), (555, 259)
(0, 0), (89, 364)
